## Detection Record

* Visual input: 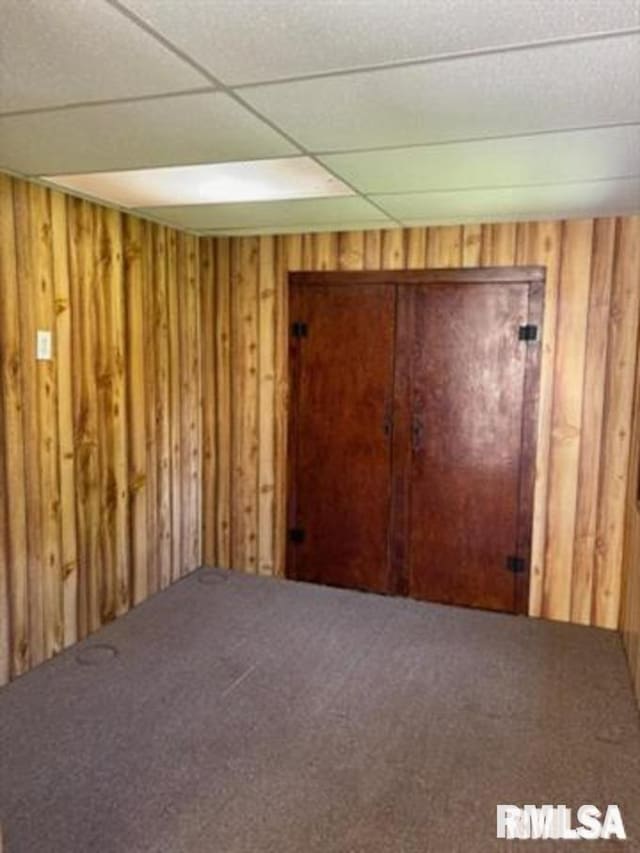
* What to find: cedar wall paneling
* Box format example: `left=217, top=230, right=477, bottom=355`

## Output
left=0, top=174, right=201, bottom=684
left=622, top=271, right=640, bottom=708
left=200, top=218, right=640, bottom=632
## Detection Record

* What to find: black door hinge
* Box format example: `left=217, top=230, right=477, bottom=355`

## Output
left=518, top=324, right=538, bottom=342
left=289, top=528, right=306, bottom=544
left=291, top=322, right=308, bottom=338
left=506, top=555, right=526, bottom=574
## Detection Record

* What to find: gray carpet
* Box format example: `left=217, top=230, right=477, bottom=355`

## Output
left=0, top=568, right=639, bottom=853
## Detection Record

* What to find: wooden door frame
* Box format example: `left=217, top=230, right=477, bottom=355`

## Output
left=284, top=266, right=545, bottom=615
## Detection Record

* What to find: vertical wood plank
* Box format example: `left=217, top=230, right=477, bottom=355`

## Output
left=364, top=230, right=382, bottom=269
left=426, top=225, right=463, bottom=267
left=153, top=226, right=172, bottom=590
left=167, top=230, right=182, bottom=582
left=200, top=239, right=217, bottom=566
left=258, top=236, right=276, bottom=575
left=621, top=326, right=640, bottom=704
left=182, top=233, right=201, bottom=573
left=273, top=236, right=291, bottom=577
left=314, top=232, right=338, bottom=270
left=481, top=222, right=517, bottom=266
left=0, top=174, right=29, bottom=676
left=544, top=219, right=594, bottom=621
left=123, top=215, right=148, bottom=606
left=406, top=228, right=427, bottom=269
left=381, top=228, right=406, bottom=269
left=514, top=220, right=563, bottom=617
left=215, top=238, right=232, bottom=567
left=594, top=216, right=640, bottom=628
left=13, top=180, right=45, bottom=664
left=142, top=221, right=159, bottom=596
left=51, top=190, right=78, bottom=649
left=98, top=208, right=129, bottom=618
left=462, top=224, right=482, bottom=267
left=68, top=198, right=100, bottom=636
left=571, top=218, right=616, bottom=623
left=30, top=184, right=63, bottom=656
left=231, top=237, right=259, bottom=571
left=338, top=231, right=365, bottom=271
left=301, top=234, right=314, bottom=271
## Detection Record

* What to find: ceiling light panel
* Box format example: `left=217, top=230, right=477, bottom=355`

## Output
left=120, top=0, right=640, bottom=85
left=44, top=158, right=355, bottom=208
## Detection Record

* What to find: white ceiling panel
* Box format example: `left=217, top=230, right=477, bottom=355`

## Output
left=0, top=0, right=208, bottom=113
left=120, top=0, right=640, bottom=85
left=242, top=34, right=640, bottom=152
left=373, top=177, right=640, bottom=224
left=0, top=92, right=296, bottom=175
left=319, top=125, right=640, bottom=193
left=137, top=197, right=390, bottom=230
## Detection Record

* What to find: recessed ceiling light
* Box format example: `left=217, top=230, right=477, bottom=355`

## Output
left=43, top=157, right=354, bottom=208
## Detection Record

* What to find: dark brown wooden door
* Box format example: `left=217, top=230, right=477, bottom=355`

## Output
left=400, top=283, right=532, bottom=613
left=287, top=283, right=396, bottom=593
left=287, top=269, right=543, bottom=614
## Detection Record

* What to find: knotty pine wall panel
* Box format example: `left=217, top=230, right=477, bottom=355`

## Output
left=0, top=174, right=201, bottom=684
left=200, top=217, right=640, bottom=632
left=621, top=233, right=640, bottom=708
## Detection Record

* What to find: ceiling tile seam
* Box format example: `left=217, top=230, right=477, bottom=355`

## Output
left=196, top=225, right=389, bottom=234
left=0, top=86, right=218, bottom=120
left=147, top=213, right=395, bottom=230
left=194, top=222, right=396, bottom=235
left=312, top=120, right=640, bottom=158
left=104, top=0, right=405, bottom=227
left=229, top=27, right=640, bottom=91
left=365, top=173, right=640, bottom=198
left=398, top=204, right=640, bottom=226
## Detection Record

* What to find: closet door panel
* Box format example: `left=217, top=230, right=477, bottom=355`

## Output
left=288, top=283, right=396, bottom=593
left=406, top=283, right=530, bottom=612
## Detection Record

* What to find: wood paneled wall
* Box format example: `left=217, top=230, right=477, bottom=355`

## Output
left=1, top=179, right=638, bottom=687
left=200, top=218, right=640, bottom=631
left=0, top=174, right=201, bottom=685
left=622, top=324, right=640, bottom=707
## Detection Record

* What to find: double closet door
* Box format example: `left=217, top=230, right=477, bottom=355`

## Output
left=287, top=269, right=544, bottom=615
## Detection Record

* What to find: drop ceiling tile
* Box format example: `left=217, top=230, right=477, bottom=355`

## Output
left=320, top=125, right=640, bottom=194
left=137, top=196, right=390, bottom=230
left=373, top=177, right=640, bottom=224
left=0, top=0, right=207, bottom=113
left=120, top=0, right=639, bottom=85
left=0, top=92, right=296, bottom=176
left=242, top=35, right=640, bottom=152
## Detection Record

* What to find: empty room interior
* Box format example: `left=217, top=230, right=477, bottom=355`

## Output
left=1, top=1, right=640, bottom=850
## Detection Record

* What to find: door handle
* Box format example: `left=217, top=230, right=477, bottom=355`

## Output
left=382, top=404, right=393, bottom=438
left=411, top=415, right=424, bottom=452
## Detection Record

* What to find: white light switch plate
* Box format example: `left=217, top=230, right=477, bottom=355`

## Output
left=36, top=329, right=52, bottom=360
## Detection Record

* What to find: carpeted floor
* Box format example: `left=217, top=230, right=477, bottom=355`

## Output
left=0, top=568, right=639, bottom=853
